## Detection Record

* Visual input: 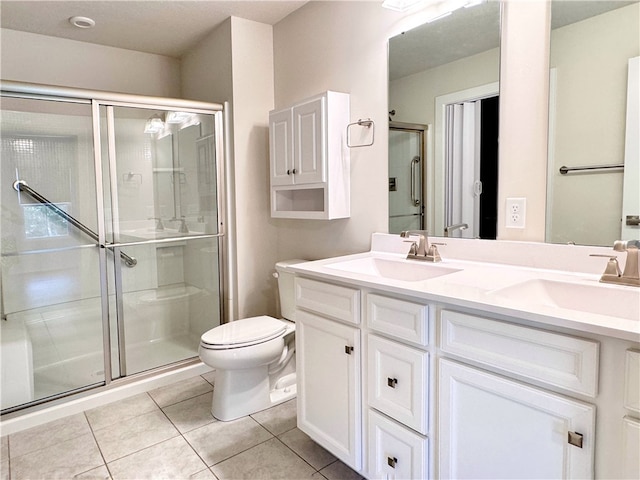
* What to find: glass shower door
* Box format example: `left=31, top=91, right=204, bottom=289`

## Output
left=101, top=104, right=222, bottom=377
left=1, top=97, right=105, bottom=411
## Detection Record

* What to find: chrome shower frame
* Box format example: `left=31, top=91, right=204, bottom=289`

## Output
left=0, top=80, right=229, bottom=411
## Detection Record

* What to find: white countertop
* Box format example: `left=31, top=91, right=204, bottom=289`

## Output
left=286, top=234, right=640, bottom=342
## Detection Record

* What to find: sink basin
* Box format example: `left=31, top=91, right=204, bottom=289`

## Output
left=489, top=279, right=640, bottom=321
left=326, top=256, right=461, bottom=282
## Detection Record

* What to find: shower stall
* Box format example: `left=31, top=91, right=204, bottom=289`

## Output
left=0, top=82, right=226, bottom=414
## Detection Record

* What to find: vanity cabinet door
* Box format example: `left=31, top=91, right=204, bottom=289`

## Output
left=439, top=359, right=595, bottom=480
left=296, top=310, right=362, bottom=470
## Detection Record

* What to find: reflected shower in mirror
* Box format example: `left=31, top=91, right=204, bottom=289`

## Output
left=546, top=1, right=639, bottom=246
left=388, top=0, right=501, bottom=239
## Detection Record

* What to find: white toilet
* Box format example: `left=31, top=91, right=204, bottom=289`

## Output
left=198, top=260, right=303, bottom=421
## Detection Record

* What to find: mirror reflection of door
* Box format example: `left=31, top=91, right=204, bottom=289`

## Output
left=444, top=96, right=499, bottom=239
left=389, top=123, right=426, bottom=234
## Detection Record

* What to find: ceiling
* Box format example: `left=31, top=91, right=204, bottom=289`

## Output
left=389, top=0, right=637, bottom=80
left=0, top=1, right=309, bottom=58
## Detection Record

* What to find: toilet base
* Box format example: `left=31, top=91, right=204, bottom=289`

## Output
left=211, top=367, right=296, bottom=421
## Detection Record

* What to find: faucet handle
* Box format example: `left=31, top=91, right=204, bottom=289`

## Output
left=426, top=243, right=443, bottom=262
left=589, top=254, right=622, bottom=277
left=403, top=240, right=418, bottom=256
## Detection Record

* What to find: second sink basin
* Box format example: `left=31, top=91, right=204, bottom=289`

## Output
left=326, top=256, right=461, bottom=282
left=489, top=278, right=640, bottom=321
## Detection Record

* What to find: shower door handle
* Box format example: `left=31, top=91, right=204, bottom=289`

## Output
left=410, top=156, right=420, bottom=206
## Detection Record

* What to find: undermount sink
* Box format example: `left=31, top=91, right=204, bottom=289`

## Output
left=489, top=278, right=640, bottom=321
left=326, top=256, right=461, bottom=282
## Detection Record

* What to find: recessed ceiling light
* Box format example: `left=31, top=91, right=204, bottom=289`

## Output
left=69, top=16, right=95, bottom=29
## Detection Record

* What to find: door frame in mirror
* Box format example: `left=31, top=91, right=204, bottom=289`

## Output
left=433, top=82, right=499, bottom=236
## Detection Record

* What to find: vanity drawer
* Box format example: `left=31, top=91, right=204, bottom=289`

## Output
left=368, top=334, right=428, bottom=434
left=367, top=293, right=429, bottom=346
left=625, top=349, right=640, bottom=413
left=440, top=310, right=599, bottom=397
left=368, top=409, right=428, bottom=480
left=295, top=277, right=360, bottom=325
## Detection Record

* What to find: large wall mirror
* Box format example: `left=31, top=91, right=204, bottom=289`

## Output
left=388, top=1, right=501, bottom=238
left=388, top=0, right=639, bottom=246
left=546, top=0, right=639, bottom=246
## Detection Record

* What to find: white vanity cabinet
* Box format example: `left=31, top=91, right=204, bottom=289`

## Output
left=438, top=310, right=598, bottom=480
left=269, top=91, right=350, bottom=219
left=292, top=261, right=637, bottom=480
left=294, top=277, right=362, bottom=470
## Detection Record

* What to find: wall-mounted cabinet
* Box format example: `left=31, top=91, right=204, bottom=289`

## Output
left=269, top=91, right=350, bottom=219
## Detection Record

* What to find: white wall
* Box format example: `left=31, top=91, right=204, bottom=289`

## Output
left=180, top=19, right=233, bottom=104
left=181, top=17, right=278, bottom=320
left=229, top=18, right=279, bottom=319
left=0, top=29, right=181, bottom=97
left=273, top=2, right=393, bottom=261
left=497, top=1, right=550, bottom=241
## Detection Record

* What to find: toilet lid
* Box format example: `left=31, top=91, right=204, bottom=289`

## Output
left=201, top=316, right=287, bottom=347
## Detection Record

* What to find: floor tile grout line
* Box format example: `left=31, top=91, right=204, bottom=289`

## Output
left=5, top=436, right=10, bottom=480
left=83, top=410, right=118, bottom=480
left=203, top=434, right=277, bottom=471
left=88, top=403, right=183, bottom=468
left=272, top=434, right=325, bottom=475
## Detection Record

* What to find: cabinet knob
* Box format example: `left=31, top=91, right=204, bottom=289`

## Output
left=387, top=456, right=398, bottom=468
left=286, top=169, right=298, bottom=175
left=345, top=345, right=354, bottom=355
left=387, top=377, right=398, bottom=388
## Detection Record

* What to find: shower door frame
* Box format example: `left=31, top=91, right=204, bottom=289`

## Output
left=1, top=80, right=228, bottom=409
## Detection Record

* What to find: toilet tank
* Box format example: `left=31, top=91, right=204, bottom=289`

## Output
left=275, top=259, right=306, bottom=321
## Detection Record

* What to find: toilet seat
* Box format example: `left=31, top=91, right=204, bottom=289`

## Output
left=200, top=316, right=288, bottom=350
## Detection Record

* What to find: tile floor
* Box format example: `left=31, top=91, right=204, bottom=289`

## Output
left=0, top=372, right=365, bottom=480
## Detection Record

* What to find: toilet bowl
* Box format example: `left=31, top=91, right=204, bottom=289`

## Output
left=199, top=260, right=303, bottom=421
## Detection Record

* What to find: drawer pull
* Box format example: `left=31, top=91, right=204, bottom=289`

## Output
left=387, top=456, right=398, bottom=468
left=345, top=345, right=354, bottom=355
left=387, top=377, right=398, bottom=388
left=568, top=431, right=584, bottom=448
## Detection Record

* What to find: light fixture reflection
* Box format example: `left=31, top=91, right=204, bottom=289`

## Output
left=166, top=111, right=201, bottom=129
left=144, top=115, right=165, bottom=134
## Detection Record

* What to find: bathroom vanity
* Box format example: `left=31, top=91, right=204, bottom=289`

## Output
left=291, top=234, right=640, bottom=479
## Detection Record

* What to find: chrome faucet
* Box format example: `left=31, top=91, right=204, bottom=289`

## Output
left=444, top=223, right=468, bottom=237
left=148, top=217, right=164, bottom=231
left=590, top=240, right=640, bottom=287
left=177, top=217, right=189, bottom=234
left=400, top=230, right=443, bottom=262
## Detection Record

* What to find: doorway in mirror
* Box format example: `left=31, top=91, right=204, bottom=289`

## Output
left=443, top=95, right=499, bottom=240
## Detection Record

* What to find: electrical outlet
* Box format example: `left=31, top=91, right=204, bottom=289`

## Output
left=506, top=198, right=526, bottom=228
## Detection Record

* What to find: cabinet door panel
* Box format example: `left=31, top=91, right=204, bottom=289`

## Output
left=296, top=310, right=361, bottom=470
left=439, top=359, right=595, bottom=480
left=294, top=97, right=326, bottom=184
left=270, top=108, right=294, bottom=186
